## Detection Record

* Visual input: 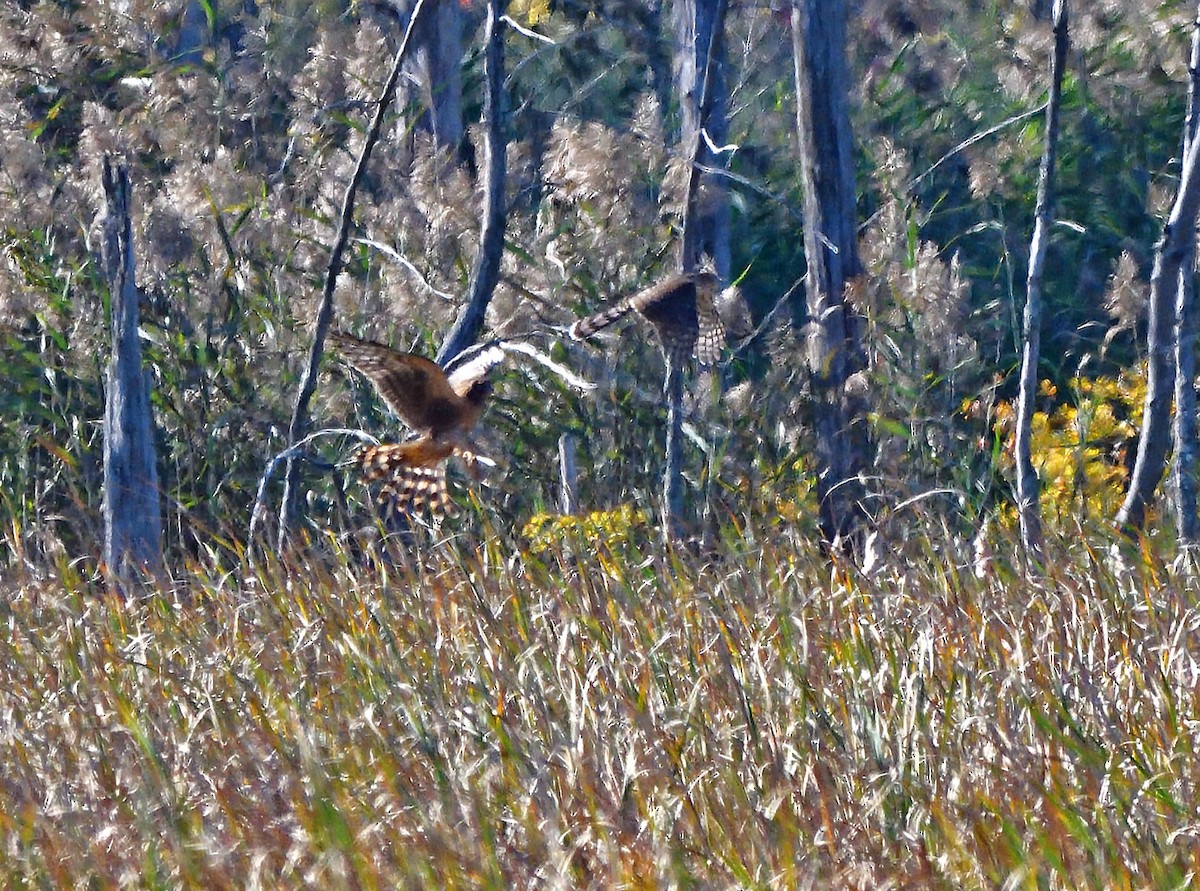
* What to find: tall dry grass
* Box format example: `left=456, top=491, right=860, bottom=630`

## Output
left=1, top=518, right=1197, bottom=888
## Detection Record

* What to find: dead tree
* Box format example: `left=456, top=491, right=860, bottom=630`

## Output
left=437, top=0, right=508, bottom=366
left=376, top=0, right=465, bottom=157
left=1014, top=0, right=1068, bottom=563
left=1172, top=2, right=1200, bottom=547
left=676, top=0, right=731, bottom=279
left=99, top=158, right=163, bottom=581
left=1118, top=52, right=1200, bottom=532
left=791, top=0, right=870, bottom=550
left=666, top=0, right=729, bottom=542
left=415, top=0, right=465, bottom=156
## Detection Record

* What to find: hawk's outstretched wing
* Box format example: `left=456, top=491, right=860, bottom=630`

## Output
left=445, top=343, right=507, bottom=399
left=570, top=272, right=725, bottom=366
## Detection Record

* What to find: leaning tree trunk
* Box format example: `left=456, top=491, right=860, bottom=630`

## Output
left=675, top=0, right=731, bottom=279
left=791, top=0, right=870, bottom=551
left=1014, top=0, right=1069, bottom=565
left=277, top=0, right=431, bottom=548
left=1117, top=80, right=1200, bottom=532
left=99, top=158, right=163, bottom=582
left=641, top=0, right=673, bottom=142
left=437, top=0, right=507, bottom=366
left=1172, top=3, right=1200, bottom=547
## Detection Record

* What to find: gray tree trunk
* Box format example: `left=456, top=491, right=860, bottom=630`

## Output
left=1117, top=71, right=1200, bottom=531
left=172, top=0, right=209, bottom=66
left=1014, top=0, right=1068, bottom=564
left=415, top=0, right=464, bottom=155
left=675, top=0, right=731, bottom=279
left=100, top=158, right=163, bottom=581
left=667, top=0, right=729, bottom=543
left=663, top=354, right=686, bottom=542
left=558, top=433, right=578, bottom=515
left=437, top=0, right=507, bottom=366
left=644, top=0, right=673, bottom=141
left=1172, top=3, right=1200, bottom=547
left=791, top=0, right=869, bottom=551
left=382, top=0, right=464, bottom=157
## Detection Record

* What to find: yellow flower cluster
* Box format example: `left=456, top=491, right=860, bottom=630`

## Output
left=521, top=504, right=649, bottom=555
left=508, top=0, right=552, bottom=25
left=991, top=372, right=1144, bottom=523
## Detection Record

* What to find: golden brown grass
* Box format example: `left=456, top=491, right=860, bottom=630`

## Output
left=1, top=520, right=1198, bottom=888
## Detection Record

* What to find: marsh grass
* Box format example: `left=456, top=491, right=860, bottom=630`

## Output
left=2, top=517, right=1198, bottom=888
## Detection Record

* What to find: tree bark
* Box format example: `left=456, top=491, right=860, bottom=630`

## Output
left=665, top=0, right=729, bottom=542
left=558, top=433, right=578, bottom=515
left=1172, top=3, right=1200, bottom=547
left=415, top=0, right=465, bottom=156
left=675, top=0, right=731, bottom=278
left=791, top=0, right=869, bottom=550
left=643, top=0, right=673, bottom=142
left=1014, top=0, right=1068, bottom=564
left=662, top=353, right=686, bottom=542
left=100, top=158, right=163, bottom=582
left=276, top=0, right=431, bottom=548
left=1117, top=73, right=1200, bottom=532
left=172, top=0, right=209, bottom=66
left=437, top=0, right=507, bottom=366
left=376, top=0, right=465, bottom=158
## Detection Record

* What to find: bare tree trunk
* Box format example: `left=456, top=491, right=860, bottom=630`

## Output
left=415, top=0, right=465, bottom=156
left=1014, top=0, right=1068, bottom=564
left=791, top=0, right=869, bottom=551
left=376, top=0, right=464, bottom=158
left=1117, top=82, right=1200, bottom=532
left=276, top=0, right=430, bottom=549
left=1173, top=3, right=1200, bottom=547
left=558, top=433, right=578, bottom=515
left=663, top=353, right=686, bottom=541
left=643, top=0, right=673, bottom=141
left=437, top=0, right=507, bottom=366
left=675, top=0, right=731, bottom=278
left=666, top=0, right=728, bottom=543
left=172, top=0, right=209, bottom=65
left=99, top=158, right=163, bottom=582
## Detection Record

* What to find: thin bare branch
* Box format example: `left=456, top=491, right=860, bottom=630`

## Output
left=1171, top=2, right=1200, bottom=546
left=274, top=0, right=431, bottom=550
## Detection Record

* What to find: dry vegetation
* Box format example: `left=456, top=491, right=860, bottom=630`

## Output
left=4, top=0, right=1200, bottom=885
left=3, top=522, right=1199, bottom=888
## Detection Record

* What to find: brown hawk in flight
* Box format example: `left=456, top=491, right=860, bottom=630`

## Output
left=569, top=271, right=725, bottom=367
left=330, top=331, right=504, bottom=517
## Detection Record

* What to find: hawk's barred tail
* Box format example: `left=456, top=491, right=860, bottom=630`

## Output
left=569, top=298, right=635, bottom=340
left=379, top=462, right=452, bottom=516
left=696, top=312, right=726, bottom=368
left=356, top=441, right=456, bottom=517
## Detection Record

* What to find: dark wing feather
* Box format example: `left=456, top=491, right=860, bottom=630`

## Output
left=330, top=331, right=464, bottom=434
left=570, top=272, right=725, bottom=366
